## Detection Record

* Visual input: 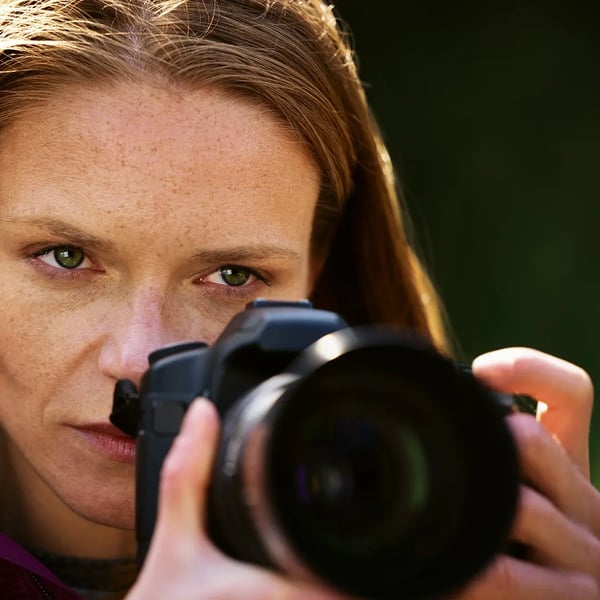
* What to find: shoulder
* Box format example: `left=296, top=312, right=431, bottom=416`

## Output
left=0, top=533, right=81, bottom=599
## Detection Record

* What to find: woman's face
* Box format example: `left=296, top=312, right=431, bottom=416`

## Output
left=0, top=82, right=321, bottom=530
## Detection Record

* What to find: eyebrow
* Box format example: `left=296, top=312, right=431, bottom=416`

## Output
left=1, top=215, right=114, bottom=251
left=2, top=215, right=302, bottom=262
left=191, top=245, right=301, bottom=263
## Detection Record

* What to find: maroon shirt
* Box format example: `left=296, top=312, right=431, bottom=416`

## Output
left=0, top=533, right=80, bottom=599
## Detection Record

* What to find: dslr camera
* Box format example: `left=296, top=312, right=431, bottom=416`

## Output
left=111, top=299, right=529, bottom=600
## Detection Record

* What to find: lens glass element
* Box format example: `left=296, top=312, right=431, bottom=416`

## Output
left=267, top=346, right=469, bottom=589
left=289, top=407, right=430, bottom=553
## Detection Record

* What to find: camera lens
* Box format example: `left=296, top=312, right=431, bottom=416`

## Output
left=262, top=336, right=518, bottom=600
left=209, top=330, right=519, bottom=600
left=286, top=404, right=432, bottom=552
left=292, top=417, right=428, bottom=520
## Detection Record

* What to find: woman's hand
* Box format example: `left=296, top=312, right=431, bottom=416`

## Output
left=452, top=347, right=600, bottom=600
left=126, top=398, right=355, bottom=600
left=126, top=347, right=599, bottom=599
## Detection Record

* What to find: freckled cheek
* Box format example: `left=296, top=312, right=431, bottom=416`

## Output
left=0, top=295, right=102, bottom=395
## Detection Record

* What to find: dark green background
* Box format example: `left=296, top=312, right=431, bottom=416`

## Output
left=335, top=1, right=600, bottom=481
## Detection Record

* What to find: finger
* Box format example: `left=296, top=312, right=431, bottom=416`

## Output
left=154, top=398, right=220, bottom=548
left=193, top=561, right=356, bottom=600
left=472, top=347, right=594, bottom=475
left=512, top=485, right=600, bottom=575
left=452, top=555, right=599, bottom=600
left=508, top=414, right=600, bottom=537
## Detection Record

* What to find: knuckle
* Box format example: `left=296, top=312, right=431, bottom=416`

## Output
left=514, top=485, right=539, bottom=525
left=486, top=556, right=519, bottom=593
left=160, top=438, right=190, bottom=488
left=511, top=348, right=594, bottom=406
left=574, top=573, right=600, bottom=600
left=159, top=457, right=182, bottom=491
left=572, top=366, right=595, bottom=405
left=510, top=349, right=538, bottom=374
left=577, top=524, right=600, bottom=566
left=512, top=485, right=554, bottom=540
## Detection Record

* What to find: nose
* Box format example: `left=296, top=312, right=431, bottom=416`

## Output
left=98, top=290, right=186, bottom=388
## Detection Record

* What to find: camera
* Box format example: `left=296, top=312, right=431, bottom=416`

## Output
left=111, top=299, right=528, bottom=600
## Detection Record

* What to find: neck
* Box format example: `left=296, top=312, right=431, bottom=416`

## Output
left=26, top=546, right=137, bottom=597
left=0, top=432, right=136, bottom=559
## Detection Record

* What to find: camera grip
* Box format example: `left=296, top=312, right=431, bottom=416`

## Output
left=136, top=395, right=192, bottom=566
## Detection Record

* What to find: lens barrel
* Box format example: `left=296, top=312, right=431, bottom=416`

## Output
left=209, top=328, right=520, bottom=600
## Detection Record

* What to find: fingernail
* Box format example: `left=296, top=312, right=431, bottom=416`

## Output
left=471, top=350, right=513, bottom=379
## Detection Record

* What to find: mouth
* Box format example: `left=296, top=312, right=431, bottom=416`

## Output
left=71, top=422, right=136, bottom=464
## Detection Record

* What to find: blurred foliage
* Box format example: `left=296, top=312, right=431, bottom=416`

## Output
left=335, top=0, right=600, bottom=482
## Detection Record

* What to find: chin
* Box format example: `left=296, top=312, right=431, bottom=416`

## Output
left=91, top=504, right=136, bottom=530
left=63, top=475, right=136, bottom=531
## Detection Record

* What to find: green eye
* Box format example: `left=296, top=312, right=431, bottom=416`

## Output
left=54, top=246, right=85, bottom=269
left=220, top=266, right=252, bottom=286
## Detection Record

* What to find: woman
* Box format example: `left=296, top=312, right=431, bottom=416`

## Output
left=0, top=1, right=597, bottom=598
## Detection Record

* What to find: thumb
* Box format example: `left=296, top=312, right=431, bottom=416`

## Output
left=152, top=397, right=220, bottom=552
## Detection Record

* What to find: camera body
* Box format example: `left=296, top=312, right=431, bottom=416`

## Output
left=111, top=299, right=525, bottom=600
left=120, top=299, right=347, bottom=563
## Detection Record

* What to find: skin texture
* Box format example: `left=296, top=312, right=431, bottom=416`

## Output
left=0, top=81, right=320, bottom=558
left=454, top=348, right=600, bottom=599
left=0, top=81, right=598, bottom=599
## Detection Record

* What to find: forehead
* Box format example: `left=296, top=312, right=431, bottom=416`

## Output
left=0, top=81, right=321, bottom=243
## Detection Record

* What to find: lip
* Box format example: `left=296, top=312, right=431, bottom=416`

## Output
left=71, top=422, right=136, bottom=464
